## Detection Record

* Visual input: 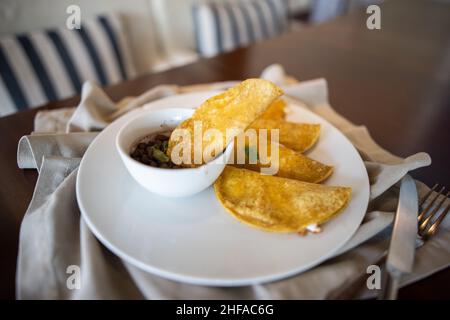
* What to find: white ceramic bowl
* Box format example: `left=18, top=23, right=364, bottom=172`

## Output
left=116, top=108, right=233, bottom=198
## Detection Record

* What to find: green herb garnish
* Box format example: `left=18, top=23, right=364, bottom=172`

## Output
left=152, top=148, right=170, bottom=163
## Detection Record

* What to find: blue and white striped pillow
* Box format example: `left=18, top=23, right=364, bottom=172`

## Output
left=0, top=13, right=136, bottom=117
left=193, top=0, right=288, bottom=57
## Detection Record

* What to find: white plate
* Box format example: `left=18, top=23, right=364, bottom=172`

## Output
left=77, top=91, right=369, bottom=286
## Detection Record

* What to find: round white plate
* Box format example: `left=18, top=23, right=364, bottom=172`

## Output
left=77, top=91, right=369, bottom=286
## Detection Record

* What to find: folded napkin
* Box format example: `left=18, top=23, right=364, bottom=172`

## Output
left=16, top=64, right=450, bottom=299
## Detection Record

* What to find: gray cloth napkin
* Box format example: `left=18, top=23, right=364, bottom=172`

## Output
left=16, top=64, right=450, bottom=299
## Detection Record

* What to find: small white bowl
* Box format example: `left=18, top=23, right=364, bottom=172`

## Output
left=116, top=108, right=233, bottom=198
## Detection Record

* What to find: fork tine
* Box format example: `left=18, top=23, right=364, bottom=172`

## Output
left=419, top=190, right=449, bottom=234
left=418, top=186, right=445, bottom=222
left=419, top=183, right=438, bottom=207
left=425, top=198, right=450, bottom=238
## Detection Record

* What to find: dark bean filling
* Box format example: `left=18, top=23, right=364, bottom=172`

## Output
left=130, top=132, right=182, bottom=169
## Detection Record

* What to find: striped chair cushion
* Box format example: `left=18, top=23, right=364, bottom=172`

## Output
left=193, top=0, right=288, bottom=57
left=310, top=0, right=349, bottom=23
left=0, top=13, right=136, bottom=117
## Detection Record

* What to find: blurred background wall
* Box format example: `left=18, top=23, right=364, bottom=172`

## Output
left=0, top=0, right=383, bottom=74
left=0, top=0, right=383, bottom=116
left=0, top=0, right=380, bottom=116
left=0, top=0, right=312, bottom=75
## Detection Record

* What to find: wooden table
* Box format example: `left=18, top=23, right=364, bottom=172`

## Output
left=1, top=0, right=449, bottom=299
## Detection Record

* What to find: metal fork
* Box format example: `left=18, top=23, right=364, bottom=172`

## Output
left=417, top=184, right=450, bottom=241
left=327, top=183, right=450, bottom=299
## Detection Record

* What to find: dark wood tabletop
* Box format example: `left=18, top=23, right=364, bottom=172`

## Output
left=1, top=0, right=449, bottom=299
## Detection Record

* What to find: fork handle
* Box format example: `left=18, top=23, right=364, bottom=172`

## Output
left=326, top=251, right=387, bottom=299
